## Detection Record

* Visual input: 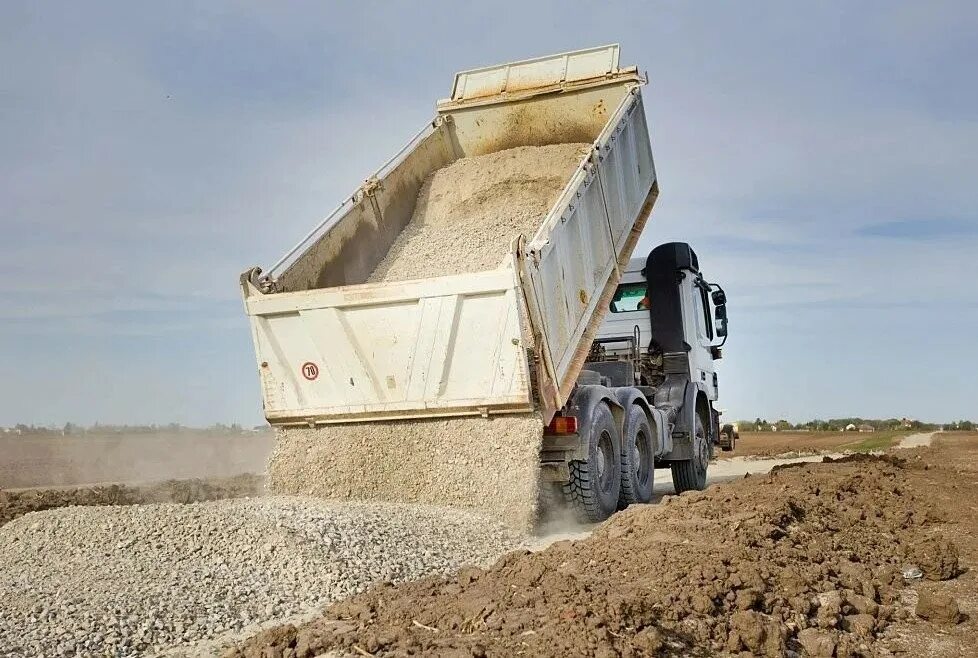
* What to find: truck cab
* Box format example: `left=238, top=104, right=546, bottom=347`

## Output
left=542, top=242, right=730, bottom=522
left=599, top=242, right=726, bottom=401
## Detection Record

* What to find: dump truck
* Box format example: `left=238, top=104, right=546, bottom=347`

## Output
left=719, top=422, right=739, bottom=451
left=240, top=45, right=730, bottom=526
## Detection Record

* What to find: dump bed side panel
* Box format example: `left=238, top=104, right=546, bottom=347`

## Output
left=274, top=123, right=456, bottom=293
left=519, top=90, right=656, bottom=416
left=243, top=269, right=533, bottom=424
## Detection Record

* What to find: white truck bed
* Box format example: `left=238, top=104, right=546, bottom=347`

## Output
left=241, top=45, right=657, bottom=426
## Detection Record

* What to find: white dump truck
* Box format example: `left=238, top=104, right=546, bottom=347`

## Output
left=240, top=45, right=730, bottom=524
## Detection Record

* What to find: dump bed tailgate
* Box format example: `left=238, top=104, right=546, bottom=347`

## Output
left=242, top=269, right=533, bottom=424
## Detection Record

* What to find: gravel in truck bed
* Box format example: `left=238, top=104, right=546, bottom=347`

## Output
left=367, top=142, right=589, bottom=283
left=0, top=497, right=525, bottom=657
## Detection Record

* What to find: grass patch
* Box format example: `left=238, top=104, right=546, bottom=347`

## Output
left=840, top=430, right=908, bottom=453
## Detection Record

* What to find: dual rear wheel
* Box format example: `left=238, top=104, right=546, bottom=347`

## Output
left=561, top=402, right=656, bottom=523
left=563, top=402, right=711, bottom=522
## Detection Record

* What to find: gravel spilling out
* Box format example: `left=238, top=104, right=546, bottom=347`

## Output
left=268, top=146, right=586, bottom=534
left=368, top=142, right=589, bottom=283
left=0, top=497, right=526, bottom=657
left=268, top=415, right=544, bottom=532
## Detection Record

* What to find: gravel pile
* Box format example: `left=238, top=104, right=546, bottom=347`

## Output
left=0, top=496, right=526, bottom=657
left=368, top=142, right=589, bottom=283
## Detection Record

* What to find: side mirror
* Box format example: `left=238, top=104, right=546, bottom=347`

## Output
left=711, top=289, right=727, bottom=306
left=715, top=303, right=728, bottom=337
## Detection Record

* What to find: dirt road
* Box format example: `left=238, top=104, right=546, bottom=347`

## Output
left=896, top=431, right=937, bottom=449
left=0, top=431, right=273, bottom=488
left=681, top=431, right=937, bottom=490
left=727, top=429, right=913, bottom=458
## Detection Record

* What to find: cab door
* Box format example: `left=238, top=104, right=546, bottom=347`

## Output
left=686, top=277, right=718, bottom=401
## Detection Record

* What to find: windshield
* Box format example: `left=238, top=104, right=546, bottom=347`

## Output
left=610, top=282, right=647, bottom=313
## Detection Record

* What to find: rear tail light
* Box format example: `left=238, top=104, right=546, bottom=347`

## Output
left=546, top=415, right=579, bottom=434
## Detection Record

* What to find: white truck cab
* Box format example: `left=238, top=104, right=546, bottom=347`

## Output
left=541, top=242, right=730, bottom=521
left=597, top=243, right=726, bottom=405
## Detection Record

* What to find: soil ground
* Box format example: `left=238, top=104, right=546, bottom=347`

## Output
left=228, top=433, right=978, bottom=658
left=0, top=431, right=273, bottom=488
left=0, top=430, right=272, bottom=528
left=0, top=474, right=264, bottom=527
left=728, top=430, right=912, bottom=459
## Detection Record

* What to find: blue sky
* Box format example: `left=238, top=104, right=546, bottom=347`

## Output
left=2, top=2, right=976, bottom=426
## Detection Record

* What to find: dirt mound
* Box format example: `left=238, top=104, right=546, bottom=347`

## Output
left=908, top=535, right=960, bottom=581
left=0, top=474, right=263, bottom=527
left=227, top=454, right=960, bottom=657
left=367, top=143, right=589, bottom=283
left=915, top=588, right=962, bottom=625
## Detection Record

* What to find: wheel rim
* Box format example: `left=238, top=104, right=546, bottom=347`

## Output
left=634, top=429, right=652, bottom=487
left=597, top=430, right=616, bottom=494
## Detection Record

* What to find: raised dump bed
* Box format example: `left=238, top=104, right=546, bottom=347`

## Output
left=242, top=45, right=656, bottom=426
left=240, top=45, right=658, bottom=527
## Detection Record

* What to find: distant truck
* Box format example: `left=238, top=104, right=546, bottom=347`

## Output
left=719, top=422, right=739, bottom=451
left=240, top=45, right=730, bottom=523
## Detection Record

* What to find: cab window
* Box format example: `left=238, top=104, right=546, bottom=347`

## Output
left=610, top=283, right=647, bottom=313
left=692, top=283, right=714, bottom=340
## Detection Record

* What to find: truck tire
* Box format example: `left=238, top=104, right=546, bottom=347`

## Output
left=672, top=411, right=709, bottom=493
left=562, top=401, right=622, bottom=522
left=619, top=405, right=654, bottom=506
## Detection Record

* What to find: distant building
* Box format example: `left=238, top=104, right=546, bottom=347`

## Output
left=845, top=423, right=858, bottom=432
left=858, top=424, right=875, bottom=433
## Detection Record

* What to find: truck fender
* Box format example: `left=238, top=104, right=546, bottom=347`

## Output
left=649, top=407, right=672, bottom=457
left=692, top=384, right=715, bottom=444
left=695, top=387, right=717, bottom=458
left=671, top=380, right=698, bottom=436
left=611, top=388, right=663, bottom=456
left=565, top=384, right=624, bottom=462
left=657, top=379, right=697, bottom=462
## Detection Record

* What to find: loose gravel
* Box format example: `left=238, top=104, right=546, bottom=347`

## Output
left=268, top=415, right=544, bottom=532
left=0, top=497, right=526, bottom=657
left=368, top=143, right=589, bottom=283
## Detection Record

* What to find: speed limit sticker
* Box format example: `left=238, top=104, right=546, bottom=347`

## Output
left=301, top=362, right=319, bottom=381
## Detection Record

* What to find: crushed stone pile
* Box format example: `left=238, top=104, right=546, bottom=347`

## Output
left=268, top=415, right=544, bottom=532
left=0, top=474, right=263, bottom=527
left=228, top=454, right=963, bottom=658
left=367, top=143, right=589, bottom=283
left=0, top=497, right=525, bottom=657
